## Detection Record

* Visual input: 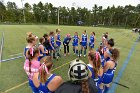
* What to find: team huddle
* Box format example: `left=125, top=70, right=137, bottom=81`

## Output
left=23, top=29, right=120, bottom=93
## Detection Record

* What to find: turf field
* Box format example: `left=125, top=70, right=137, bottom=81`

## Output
left=0, top=25, right=140, bottom=93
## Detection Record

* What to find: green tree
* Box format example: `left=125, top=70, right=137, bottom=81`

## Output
left=0, top=1, right=6, bottom=22
left=24, top=3, right=33, bottom=22
left=6, top=2, right=22, bottom=22
left=92, top=4, right=98, bottom=25
left=135, top=4, right=140, bottom=27
left=33, top=1, right=44, bottom=23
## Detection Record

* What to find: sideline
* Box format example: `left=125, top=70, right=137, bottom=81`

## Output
left=1, top=56, right=24, bottom=62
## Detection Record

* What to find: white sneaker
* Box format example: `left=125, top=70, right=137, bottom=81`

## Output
left=84, top=55, right=86, bottom=57
left=80, top=54, right=82, bottom=57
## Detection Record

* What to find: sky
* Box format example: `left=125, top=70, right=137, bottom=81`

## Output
left=3, top=0, right=140, bottom=10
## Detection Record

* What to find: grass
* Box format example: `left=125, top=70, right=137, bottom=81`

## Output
left=116, top=41, right=140, bottom=93
left=0, top=25, right=139, bottom=93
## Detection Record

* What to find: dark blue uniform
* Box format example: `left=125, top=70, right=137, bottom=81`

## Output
left=49, top=36, right=55, bottom=50
left=63, top=37, right=71, bottom=45
left=81, top=34, right=87, bottom=47
left=29, top=79, right=40, bottom=93
left=63, top=37, right=71, bottom=54
left=89, top=35, right=95, bottom=48
left=102, top=61, right=117, bottom=84
left=38, top=44, right=47, bottom=61
left=87, top=64, right=101, bottom=88
left=72, top=35, right=79, bottom=46
left=39, top=74, right=56, bottom=93
left=56, top=34, right=61, bottom=47
left=80, top=34, right=88, bottom=56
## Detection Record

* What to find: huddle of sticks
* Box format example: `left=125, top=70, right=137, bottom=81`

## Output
left=23, top=29, right=120, bottom=93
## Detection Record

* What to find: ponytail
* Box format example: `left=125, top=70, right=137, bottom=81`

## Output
left=81, top=80, right=89, bottom=93
left=28, top=58, right=32, bottom=73
left=93, top=52, right=101, bottom=78
left=40, top=62, right=53, bottom=84
left=88, top=51, right=101, bottom=78
left=27, top=47, right=39, bottom=73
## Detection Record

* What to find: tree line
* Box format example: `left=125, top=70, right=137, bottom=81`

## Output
left=0, top=1, right=140, bottom=27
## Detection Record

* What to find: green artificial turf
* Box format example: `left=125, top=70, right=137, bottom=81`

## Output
left=0, top=25, right=139, bottom=93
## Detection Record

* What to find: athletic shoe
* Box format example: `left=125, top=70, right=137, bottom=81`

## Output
left=64, top=54, right=66, bottom=56
left=84, top=55, right=86, bottom=57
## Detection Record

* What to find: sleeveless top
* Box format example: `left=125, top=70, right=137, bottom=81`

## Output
left=104, top=60, right=117, bottom=74
left=102, top=60, right=117, bottom=84
left=50, top=36, right=55, bottom=46
left=39, top=44, right=47, bottom=56
left=39, top=74, right=56, bottom=93
left=89, top=35, right=94, bottom=44
left=56, top=34, right=61, bottom=46
left=81, top=34, right=87, bottom=43
left=73, top=35, right=79, bottom=44
left=24, top=47, right=29, bottom=58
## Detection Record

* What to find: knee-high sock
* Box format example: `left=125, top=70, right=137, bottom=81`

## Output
left=73, top=48, right=75, bottom=53
left=84, top=48, right=86, bottom=55
left=104, top=86, right=109, bottom=93
left=80, top=49, right=82, bottom=54
left=76, top=49, right=78, bottom=55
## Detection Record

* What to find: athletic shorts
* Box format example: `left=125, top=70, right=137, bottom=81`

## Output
left=89, top=43, right=94, bottom=48
left=102, top=73, right=114, bottom=84
left=81, top=42, right=87, bottom=47
left=73, top=43, right=78, bottom=46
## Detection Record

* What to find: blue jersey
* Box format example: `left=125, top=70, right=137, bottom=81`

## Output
left=29, top=79, right=40, bottom=93
left=89, top=35, right=95, bottom=48
left=89, top=35, right=94, bottom=43
left=82, top=34, right=87, bottom=42
left=81, top=34, right=87, bottom=46
left=87, top=64, right=101, bottom=88
left=24, top=47, right=29, bottom=57
left=50, top=36, right=55, bottom=47
left=63, top=37, right=71, bottom=45
left=38, top=44, right=47, bottom=61
left=73, top=35, right=79, bottom=46
left=102, top=61, right=117, bottom=84
left=101, top=56, right=106, bottom=67
left=56, top=34, right=61, bottom=47
left=87, top=64, right=96, bottom=79
left=48, top=36, right=55, bottom=50
left=39, top=74, right=56, bottom=93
